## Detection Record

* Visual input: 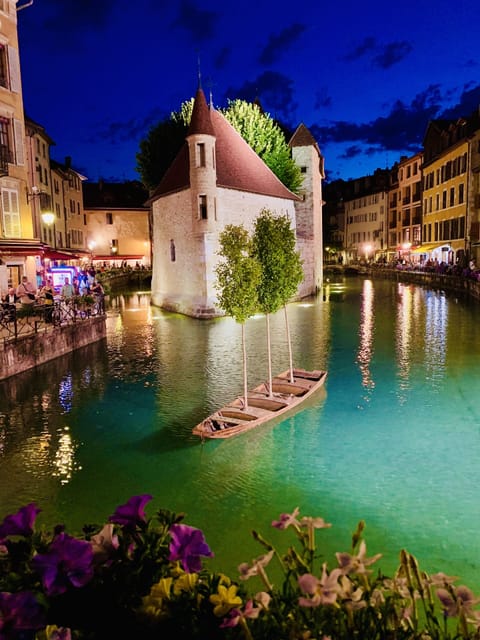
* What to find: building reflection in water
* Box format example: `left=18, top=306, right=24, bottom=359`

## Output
left=357, top=279, right=375, bottom=395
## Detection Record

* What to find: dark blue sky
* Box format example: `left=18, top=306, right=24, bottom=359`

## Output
left=17, top=0, right=480, bottom=184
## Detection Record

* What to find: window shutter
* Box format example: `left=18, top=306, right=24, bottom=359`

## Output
left=8, top=45, right=20, bottom=93
left=13, top=118, right=24, bottom=165
left=2, top=187, right=20, bottom=237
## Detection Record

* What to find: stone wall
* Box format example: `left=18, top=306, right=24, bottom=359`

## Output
left=0, top=316, right=106, bottom=381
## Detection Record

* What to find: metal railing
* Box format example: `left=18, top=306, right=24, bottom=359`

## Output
left=0, top=296, right=105, bottom=346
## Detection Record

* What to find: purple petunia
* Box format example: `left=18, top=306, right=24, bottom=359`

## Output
left=168, top=524, right=214, bottom=573
left=108, top=494, right=153, bottom=529
left=0, top=503, right=41, bottom=540
left=0, top=590, right=46, bottom=637
left=32, top=532, right=94, bottom=596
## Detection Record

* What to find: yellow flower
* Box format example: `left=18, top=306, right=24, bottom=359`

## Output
left=140, top=577, right=173, bottom=620
left=174, top=572, right=199, bottom=594
left=209, top=584, right=242, bottom=617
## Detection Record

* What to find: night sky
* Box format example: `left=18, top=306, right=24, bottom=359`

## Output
left=17, top=0, right=480, bottom=184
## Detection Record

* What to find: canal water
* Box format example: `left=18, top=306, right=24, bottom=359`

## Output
left=1, top=277, right=480, bottom=590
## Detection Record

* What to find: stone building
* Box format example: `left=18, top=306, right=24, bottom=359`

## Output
left=149, top=86, right=324, bottom=318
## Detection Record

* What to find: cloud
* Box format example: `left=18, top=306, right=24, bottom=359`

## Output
left=173, top=0, right=220, bottom=42
left=310, top=84, right=447, bottom=153
left=224, top=71, right=298, bottom=124
left=258, top=24, right=307, bottom=66
left=311, top=81, right=480, bottom=173
left=35, top=0, right=117, bottom=33
left=343, top=36, right=412, bottom=69
left=214, top=46, right=231, bottom=70
left=87, top=106, right=169, bottom=146
left=314, top=87, right=333, bottom=110
left=372, top=41, right=413, bottom=69
left=343, top=37, right=377, bottom=61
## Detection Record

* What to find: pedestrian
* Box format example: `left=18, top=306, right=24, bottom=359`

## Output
left=61, top=277, right=75, bottom=299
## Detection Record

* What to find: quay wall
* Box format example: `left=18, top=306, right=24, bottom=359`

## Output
left=325, top=265, right=480, bottom=302
left=0, top=317, right=106, bottom=381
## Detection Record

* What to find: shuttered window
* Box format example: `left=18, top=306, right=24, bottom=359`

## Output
left=13, top=118, right=24, bottom=165
left=7, top=45, right=20, bottom=93
left=2, top=187, right=20, bottom=237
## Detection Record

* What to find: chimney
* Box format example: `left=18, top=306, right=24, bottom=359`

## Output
left=65, top=156, right=71, bottom=169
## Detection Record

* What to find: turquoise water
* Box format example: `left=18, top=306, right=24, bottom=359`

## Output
left=1, top=277, right=480, bottom=591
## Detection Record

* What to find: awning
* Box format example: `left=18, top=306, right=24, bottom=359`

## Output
left=43, top=249, right=80, bottom=261
left=410, top=243, right=451, bottom=254
left=91, top=254, right=145, bottom=261
left=0, top=240, right=44, bottom=256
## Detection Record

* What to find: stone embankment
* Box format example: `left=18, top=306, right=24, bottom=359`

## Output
left=324, top=264, right=480, bottom=302
left=0, top=310, right=106, bottom=381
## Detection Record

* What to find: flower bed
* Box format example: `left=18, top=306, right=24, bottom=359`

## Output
left=0, top=496, right=478, bottom=639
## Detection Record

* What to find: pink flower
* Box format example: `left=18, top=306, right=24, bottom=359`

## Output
left=272, top=507, right=300, bottom=529
left=336, top=540, right=382, bottom=575
left=298, top=563, right=342, bottom=607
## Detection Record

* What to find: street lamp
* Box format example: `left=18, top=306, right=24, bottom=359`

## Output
left=41, top=211, right=56, bottom=249
left=364, top=243, right=372, bottom=263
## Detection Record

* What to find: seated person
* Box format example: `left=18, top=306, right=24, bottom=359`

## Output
left=1, top=288, right=18, bottom=320
left=16, top=276, right=37, bottom=305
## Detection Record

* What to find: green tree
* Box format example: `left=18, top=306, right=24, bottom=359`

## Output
left=135, top=100, right=193, bottom=192
left=222, top=99, right=303, bottom=193
left=136, top=118, right=186, bottom=193
left=136, top=98, right=303, bottom=193
left=252, top=209, right=304, bottom=392
left=214, top=225, right=262, bottom=409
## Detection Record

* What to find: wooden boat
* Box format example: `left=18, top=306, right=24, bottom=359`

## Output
left=192, top=368, right=327, bottom=439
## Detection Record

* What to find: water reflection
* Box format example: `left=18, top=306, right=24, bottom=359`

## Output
left=1, top=283, right=480, bottom=590
left=357, top=279, right=375, bottom=395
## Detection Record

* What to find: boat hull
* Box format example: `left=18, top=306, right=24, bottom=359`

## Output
left=192, top=368, right=327, bottom=439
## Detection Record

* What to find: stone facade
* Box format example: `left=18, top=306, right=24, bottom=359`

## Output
left=150, top=87, right=324, bottom=318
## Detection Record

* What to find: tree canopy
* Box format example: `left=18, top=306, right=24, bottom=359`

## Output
left=252, top=209, right=304, bottom=315
left=214, top=224, right=261, bottom=324
left=136, top=99, right=303, bottom=193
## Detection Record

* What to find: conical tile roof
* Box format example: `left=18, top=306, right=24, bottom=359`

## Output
left=149, top=88, right=299, bottom=202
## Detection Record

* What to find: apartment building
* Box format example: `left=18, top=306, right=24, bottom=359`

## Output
left=421, top=116, right=476, bottom=265
left=344, top=169, right=389, bottom=263
left=388, top=152, right=423, bottom=262
left=468, top=126, right=480, bottom=265
left=83, top=180, right=150, bottom=267
left=50, top=157, right=87, bottom=255
left=0, top=0, right=37, bottom=292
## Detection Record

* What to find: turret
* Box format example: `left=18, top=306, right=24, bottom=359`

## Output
left=186, top=87, right=217, bottom=231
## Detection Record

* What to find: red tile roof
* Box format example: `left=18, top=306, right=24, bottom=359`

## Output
left=150, top=88, right=299, bottom=202
left=289, top=123, right=322, bottom=156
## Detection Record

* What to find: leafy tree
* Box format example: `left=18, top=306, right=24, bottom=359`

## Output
left=136, top=99, right=303, bottom=193
left=135, top=100, right=193, bottom=192
left=222, top=99, right=303, bottom=193
left=136, top=118, right=187, bottom=193
left=252, top=209, right=304, bottom=392
left=214, top=225, right=262, bottom=409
